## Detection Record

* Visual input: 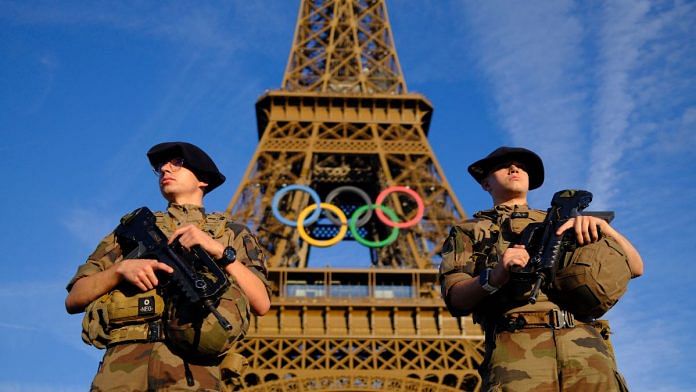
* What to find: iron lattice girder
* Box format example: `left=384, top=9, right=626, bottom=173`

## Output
left=235, top=337, right=484, bottom=391
left=254, top=92, right=434, bottom=139
left=242, top=375, right=469, bottom=392
left=283, top=0, right=406, bottom=94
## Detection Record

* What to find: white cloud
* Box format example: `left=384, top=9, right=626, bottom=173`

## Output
left=459, top=2, right=696, bottom=390
left=0, top=1, right=238, bottom=53
left=659, top=106, right=696, bottom=153
left=461, top=0, right=589, bottom=201
left=0, top=1, right=292, bottom=205
left=0, top=322, right=39, bottom=331
left=60, top=207, right=116, bottom=246
left=0, top=0, right=294, bottom=58
left=0, top=280, right=102, bottom=352
left=0, top=383, right=84, bottom=392
left=587, top=0, right=654, bottom=209
left=588, top=0, right=695, bottom=209
left=610, top=291, right=696, bottom=390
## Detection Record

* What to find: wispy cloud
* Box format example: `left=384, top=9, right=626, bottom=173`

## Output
left=459, top=2, right=696, bottom=390
left=0, top=322, right=39, bottom=331
left=587, top=0, right=655, bottom=209
left=610, top=289, right=696, bottom=390
left=0, top=281, right=64, bottom=297
left=60, top=207, right=117, bottom=246
left=1, top=1, right=239, bottom=54
left=0, top=281, right=102, bottom=358
left=461, top=0, right=588, bottom=202
left=0, top=0, right=294, bottom=58
left=656, top=107, right=696, bottom=154
left=0, top=383, right=84, bottom=392
left=588, top=0, right=695, bottom=210
left=0, top=1, right=294, bottom=207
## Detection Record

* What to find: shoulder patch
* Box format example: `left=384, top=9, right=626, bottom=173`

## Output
left=457, top=218, right=495, bottom=232
left=473, top=209, right=497, bottom=221
left=225, top=221, right=250, bottom=237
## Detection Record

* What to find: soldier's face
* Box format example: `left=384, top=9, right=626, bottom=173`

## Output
left=158, top=162, right=208, bottom=201
left=483, top=161, right=529, bottom=198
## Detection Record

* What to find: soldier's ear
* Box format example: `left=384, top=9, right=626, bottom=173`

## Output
left=481, top=178, right=491, bottom=192
left=198, top=181, right=209, bottom=190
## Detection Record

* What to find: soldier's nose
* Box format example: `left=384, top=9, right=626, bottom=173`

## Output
left=161, top=163, right=174, bottom=174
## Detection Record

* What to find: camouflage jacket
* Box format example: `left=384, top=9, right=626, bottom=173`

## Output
left=439, top=204, right=561, bottom=322
left=67, top=202, right=271, bottom=321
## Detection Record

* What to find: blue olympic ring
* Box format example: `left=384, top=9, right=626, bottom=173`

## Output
left=271, top=185, right=323, bottom=227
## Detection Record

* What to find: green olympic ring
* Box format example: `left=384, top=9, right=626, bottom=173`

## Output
left=272, top=184, right=423, bottom=248
left=349, top=205, right=400, bottom=248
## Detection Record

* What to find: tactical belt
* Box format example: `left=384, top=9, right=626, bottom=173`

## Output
left=495, top=309, right=579, bottom=332
left=107, top=320, right=165, bottom=347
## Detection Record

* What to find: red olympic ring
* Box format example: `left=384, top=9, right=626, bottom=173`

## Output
left=375, top=186, right=424, bottom=228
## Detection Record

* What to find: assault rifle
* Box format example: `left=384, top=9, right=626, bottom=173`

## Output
left=510, top=190, right=614, bottom=304
left=114, top=207, right=232, bottom=330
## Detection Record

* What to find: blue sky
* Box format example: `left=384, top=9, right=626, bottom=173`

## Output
left=1, top=0, right=694, bottom=390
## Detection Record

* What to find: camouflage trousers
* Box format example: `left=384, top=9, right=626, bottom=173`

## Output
left=481, top=323, right=629, bottom=392
left=91, top=342, right=226, bottom=392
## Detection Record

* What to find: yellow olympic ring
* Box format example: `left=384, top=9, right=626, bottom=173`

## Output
left=297, top=202, right=348, bottom=247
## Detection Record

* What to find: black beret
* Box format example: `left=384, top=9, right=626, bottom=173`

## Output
left=467, top=146, right=544, bottom=190
left=147, top=142, right=226, bottom=194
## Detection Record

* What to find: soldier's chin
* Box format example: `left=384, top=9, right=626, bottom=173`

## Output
left=160, top=185, right=178, bottom=201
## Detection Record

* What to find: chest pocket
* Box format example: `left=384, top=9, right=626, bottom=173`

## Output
left=508, top=215, right=528, bottom=235
left=202, top=213, right=228, bottom=240
left=471, top=222, right=501, bottom=273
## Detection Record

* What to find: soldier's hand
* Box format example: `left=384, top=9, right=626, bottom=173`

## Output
left=556, top=216, right=611, bottom=245
left=169, top=224, right=225, bottom=259
left=491, top=245, right=529, bottom=286
left=115, top=259, right=174, bottom=292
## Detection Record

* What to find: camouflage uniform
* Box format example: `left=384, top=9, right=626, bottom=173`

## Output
left=439, top=204, right=628, bottom=392
left=67, top=203, right=271, bottom=391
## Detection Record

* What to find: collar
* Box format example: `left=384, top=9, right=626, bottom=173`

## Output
left=475, top=204, right=531, bottom=222
left=494, top=204, right=530, bottom=214
left=167, top=203, right=206, bottom=223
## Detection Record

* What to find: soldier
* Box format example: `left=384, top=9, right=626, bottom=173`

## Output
left=439, top=147, right=643, bottom=391
left=65, top=142, right=271, bottom=391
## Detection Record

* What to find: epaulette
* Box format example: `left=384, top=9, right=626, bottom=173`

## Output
left=449, top=216, right=497, bottom=243
left=473, top=209, right=498, bottom=222
left=225, top=221, right=254, bottom=239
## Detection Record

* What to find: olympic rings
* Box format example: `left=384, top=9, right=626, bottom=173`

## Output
left=375, top=186, right=425, bottom=228
left=272, top=185, right=322, bottom=227
left=349, top=205, right=399, bottom=248
left=271, top=184, right=424, bottom=248
left=325, top=185, right=373, bottom=227
left=297, top=203, right=348, bottom=247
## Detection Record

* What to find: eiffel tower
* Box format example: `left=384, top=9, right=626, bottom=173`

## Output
left=227, top=1, right=484, bottom=390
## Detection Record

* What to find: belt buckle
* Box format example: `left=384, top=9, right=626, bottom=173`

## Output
left=550, top=309, right=574, bottom=329
left=566, top=311, right=575, bottom=328
left=550, top=309, right=565, bottom=329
